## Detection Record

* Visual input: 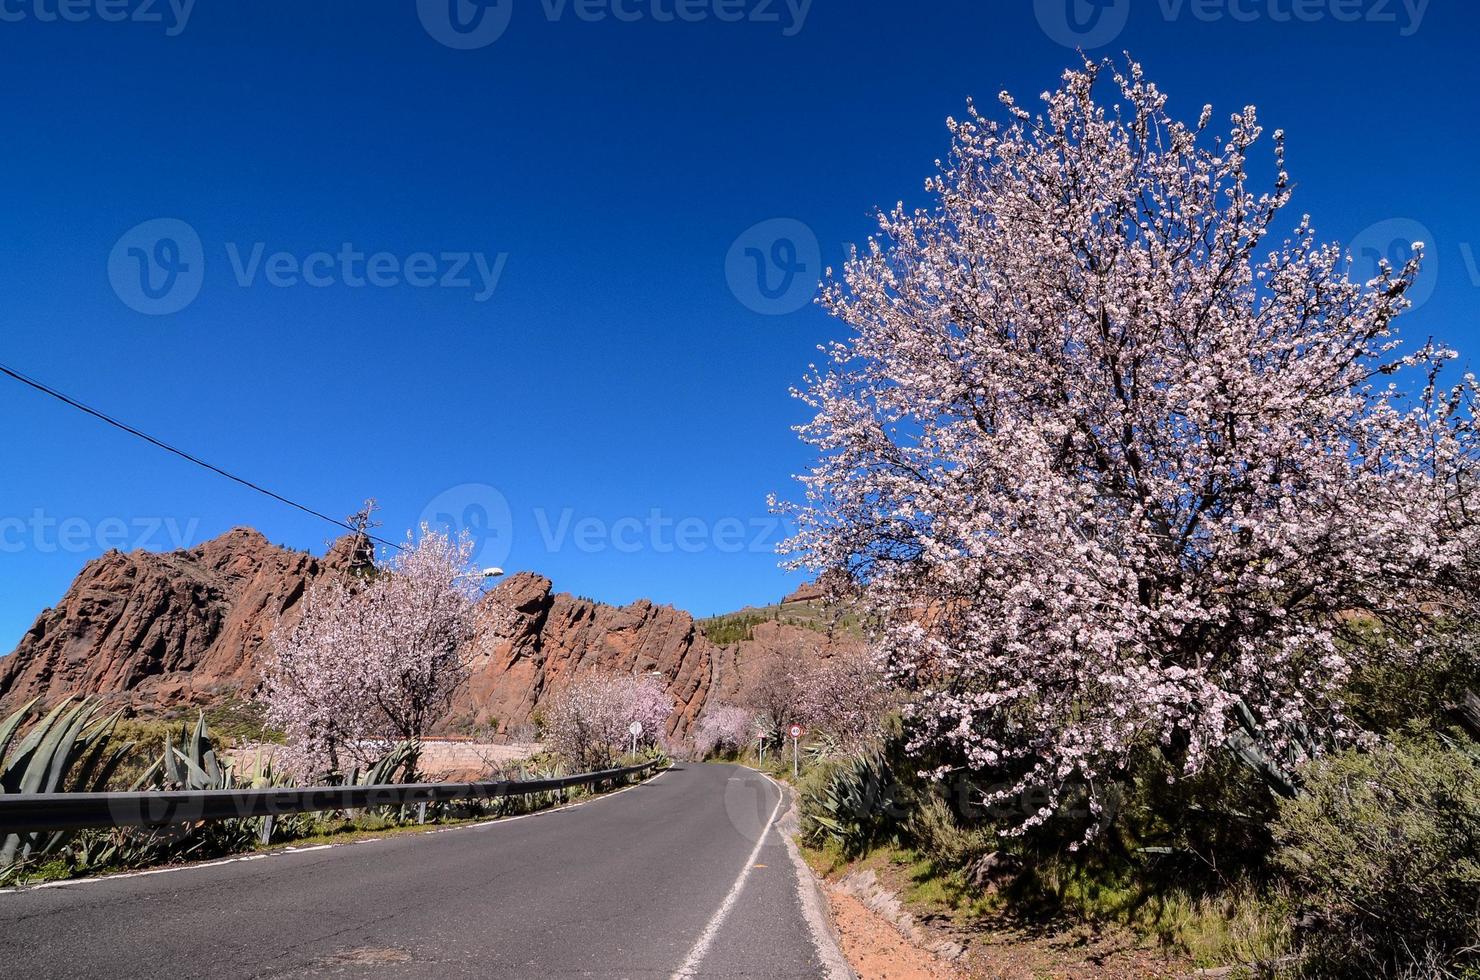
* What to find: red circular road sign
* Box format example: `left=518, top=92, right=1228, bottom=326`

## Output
left=788, top=724, right=803, bottom=739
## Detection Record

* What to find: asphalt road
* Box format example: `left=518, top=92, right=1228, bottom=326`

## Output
left=0, top=763, right=850, bottom=979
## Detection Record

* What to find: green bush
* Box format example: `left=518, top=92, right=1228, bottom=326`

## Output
left=908, top=795, right=996, bottom=871
left=1272, top=737, right=1480, bottom=977
left=800, top=751, right=902, bottom=857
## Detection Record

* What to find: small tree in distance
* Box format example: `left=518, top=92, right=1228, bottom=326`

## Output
left=780, top=57, right=1480, bottom=838
left=541, top=671, right=677, bottom=770
left=694, top=703, right=755, bottom=757
left=794, top=653, right=894, bottom=756
left=260, top=526, right=505, bottom=775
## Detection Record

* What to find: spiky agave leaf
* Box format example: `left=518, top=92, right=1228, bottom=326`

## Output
left=0, top=697, right=41, bottom=765
left=0, top=698, right=126, bottom=870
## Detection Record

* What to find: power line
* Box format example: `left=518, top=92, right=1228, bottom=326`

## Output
left=0, top=360, right=402, bottom=552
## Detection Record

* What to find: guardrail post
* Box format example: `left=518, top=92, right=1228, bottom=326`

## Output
left=259, top=814, right=274, bottom=846
left=417, top=801, right=428, bottom=824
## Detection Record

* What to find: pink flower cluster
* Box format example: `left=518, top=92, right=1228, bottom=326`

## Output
left=693, top=703, right=755, bottom=756
left=779, top=58, right=1480, bottom=836
left=792, top=652, right=894, bottom=756
left=260, top=528, right=509, bottom=775
left=541, top=671, right=676, bottom=770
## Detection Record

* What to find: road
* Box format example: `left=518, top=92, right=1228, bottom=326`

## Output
left=0, top=763, right=851, bottom=979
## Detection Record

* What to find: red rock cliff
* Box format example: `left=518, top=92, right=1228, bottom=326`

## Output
left=0, top=531, right=862, bottom=738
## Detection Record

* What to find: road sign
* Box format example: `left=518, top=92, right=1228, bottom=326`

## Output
left=788, top=724, right=803, bottom=777
left=629, top=722, right=643, bottom=737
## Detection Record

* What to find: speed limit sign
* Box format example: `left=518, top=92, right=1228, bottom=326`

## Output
left=788, top=724, right=803, bottom=776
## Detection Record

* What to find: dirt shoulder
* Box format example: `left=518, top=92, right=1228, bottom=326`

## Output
left=808, top=847, right=1194, bottom=980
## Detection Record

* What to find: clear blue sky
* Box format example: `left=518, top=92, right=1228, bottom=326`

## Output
left=2, top=1, right=1478, bottom=648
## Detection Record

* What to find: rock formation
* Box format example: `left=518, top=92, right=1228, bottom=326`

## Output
left=0, top=528, right=371, bottom=712
left=0, top=529, right=862, bottom=740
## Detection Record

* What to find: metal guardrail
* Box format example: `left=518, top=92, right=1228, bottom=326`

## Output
left=0, top=760, right=660, bottom=836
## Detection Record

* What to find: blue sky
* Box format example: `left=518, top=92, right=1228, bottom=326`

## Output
left=2, top=1, right=1478, bottom=647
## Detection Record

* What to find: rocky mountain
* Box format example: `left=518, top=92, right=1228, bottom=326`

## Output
left=0, top=529, right=861, bottom=740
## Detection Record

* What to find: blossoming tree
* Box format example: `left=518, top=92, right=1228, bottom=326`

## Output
left=780, top=58, right=1480, bottom=834
left=794, top=653, right=894, bottom=756
left=694, top=703, right=755, bottom=757
left=261, top=527, right=504, bottom=774
left=541, top=671, right=676, bottom=770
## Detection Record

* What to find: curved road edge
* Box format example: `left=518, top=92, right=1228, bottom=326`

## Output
left=749, top=766, right=858, bottom=980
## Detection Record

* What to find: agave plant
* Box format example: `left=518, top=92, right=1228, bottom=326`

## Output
left=1225, top=697, right=1314, bottom=800
left=803, top=751, right=900, bottom=857
left=0, top=698, right=134, bottom=873
left=351, top=740, right=420, bottom=787
left=135, top=711, right=237, bottom=791
left=105, top=713, right=280, bottom=865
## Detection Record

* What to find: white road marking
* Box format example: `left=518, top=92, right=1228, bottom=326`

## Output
left=748, top=767, right=856, bottom=980
left=0, top=767, right=668, bottom=896
left=670, top=774, right=784, bottom=979
left=0, top=853, right=270, bottom=893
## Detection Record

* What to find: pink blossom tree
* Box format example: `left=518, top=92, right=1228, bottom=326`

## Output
left=694, top=703, right=755, bottom=757
left=260, top=527, right=505, bottom=775
left=541, top=671, right=676, bottom=770
left=633, top=674, right=676, bottom=742
left=779, top=58, right=1480, bottom=836
left=794, top=653, right=894, bottom=756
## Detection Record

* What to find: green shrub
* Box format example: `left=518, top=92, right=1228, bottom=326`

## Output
left=1341, top=621, right=1480, bottom=737
left=908, top=795, right=996, bottom=871
left=1272, top=737, right=1480, bottom=977
left=800, top=751, right=901, bottom=857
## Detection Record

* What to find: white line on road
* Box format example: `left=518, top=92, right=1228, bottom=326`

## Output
left=669, top=775, right=784, bottom=980
left=749, top=768, right=856, bottom=980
